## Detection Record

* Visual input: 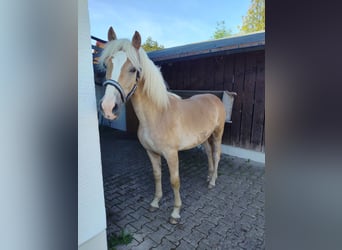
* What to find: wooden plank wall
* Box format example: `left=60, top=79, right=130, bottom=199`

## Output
left=155, top=50, right=265, bottom=152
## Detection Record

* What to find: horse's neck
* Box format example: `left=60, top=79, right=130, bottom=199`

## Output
left=130, top=81, right=164, bottom=125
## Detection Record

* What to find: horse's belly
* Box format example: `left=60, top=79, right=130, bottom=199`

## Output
left=178, top=129, right=212, bottom=150
left=138, top=122, right=214, bottom=153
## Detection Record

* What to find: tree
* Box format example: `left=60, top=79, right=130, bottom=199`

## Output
left=212, top=21, right=232, bottom=39
left=142, top=37, right=164, bottom=52
left=239, top=0, right=265, bottom=33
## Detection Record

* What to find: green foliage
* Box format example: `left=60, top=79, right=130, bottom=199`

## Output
left=239, top=0, right=265, bottom=33
left=108, top=230, right=133, bottom=250
left=142, top=36, right=165, bottom=52
left=212, top=21, right=232, bottom=39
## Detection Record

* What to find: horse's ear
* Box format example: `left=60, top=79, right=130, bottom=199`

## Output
left=132, top=31, right=141, bottom=50
left=108, top=26, right=117, bottom=41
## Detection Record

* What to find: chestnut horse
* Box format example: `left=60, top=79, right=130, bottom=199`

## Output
left=99, top=27, right=226, bottom=224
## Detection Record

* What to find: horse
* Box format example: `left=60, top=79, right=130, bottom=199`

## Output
left=99, top=27, right=226, bottom=224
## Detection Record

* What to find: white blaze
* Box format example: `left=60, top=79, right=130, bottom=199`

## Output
left=101, top=51, right=127, bottom=119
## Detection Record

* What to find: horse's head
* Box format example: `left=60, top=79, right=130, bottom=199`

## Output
left=99, top=27, right=142, bottom=120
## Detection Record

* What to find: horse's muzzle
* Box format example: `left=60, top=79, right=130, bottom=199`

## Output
left=99, top=100, right=121, bottom=120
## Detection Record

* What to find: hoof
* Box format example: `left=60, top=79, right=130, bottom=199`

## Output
left=169, top=216, right=180, bottom=225
left=208, top=184, right=215, bottom=189
left=149, top=206, right=159, bottom=212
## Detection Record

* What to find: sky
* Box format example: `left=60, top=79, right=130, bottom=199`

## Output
left=88, top=0, right=251, bottom=48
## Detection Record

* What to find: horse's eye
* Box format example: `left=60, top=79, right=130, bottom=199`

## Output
left=129, top=67, right=136, bottom=73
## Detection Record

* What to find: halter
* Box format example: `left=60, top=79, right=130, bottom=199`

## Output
left=102, top=70, right=140, bottom=103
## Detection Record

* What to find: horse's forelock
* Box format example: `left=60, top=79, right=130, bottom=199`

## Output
left=99, top=39, right=133, bottom=68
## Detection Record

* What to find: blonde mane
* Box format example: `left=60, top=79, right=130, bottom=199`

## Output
left=99, top=39, right=169, bottom=109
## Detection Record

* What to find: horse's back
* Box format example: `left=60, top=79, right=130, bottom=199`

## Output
left=186, top=93, right=226, bottom=122
left=189, top=93, right=224, bottom=106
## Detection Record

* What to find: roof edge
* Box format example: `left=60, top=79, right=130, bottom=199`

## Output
left=148, top=31, right=265, bottom=63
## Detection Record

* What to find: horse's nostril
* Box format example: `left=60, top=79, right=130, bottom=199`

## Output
left=99, top=100, right=104, bottom=112
left=112, top=104, right=118, bottom=113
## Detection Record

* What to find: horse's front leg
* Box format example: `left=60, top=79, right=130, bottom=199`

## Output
left=164, top=150, right=182, bottom=224
left=146, top=150, right=163, bottom=212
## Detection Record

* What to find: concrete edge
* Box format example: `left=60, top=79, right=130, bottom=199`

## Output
left=78, top=229, right=107, bottom=250
left=221, top=144, right=265, bottom=164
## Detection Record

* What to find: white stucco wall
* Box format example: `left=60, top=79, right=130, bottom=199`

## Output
left=78, top=0, right=107, bottom=248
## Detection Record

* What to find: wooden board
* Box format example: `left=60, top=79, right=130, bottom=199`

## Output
left=250, top=51, right=265, bottom=151
left=214, top=56, right=225, bottom=90
left=223, top=55, right=235, bottom=92
left=230, top=53, right=245, bottom=148
left=239, top=52, right=257, bottom=149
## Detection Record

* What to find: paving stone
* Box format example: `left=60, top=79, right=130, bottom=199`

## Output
left=115, top=239, right=139, bottom=250
left=198, top=205, right=216, bottom=215
left=160, top=220, right=177, bottom=232
left=115, top=215, right=136, bottom=229
left=177, top=209, right=194, bottom=221
left=174, top=221, right=194, bottom=235
left=209, top=231, right=227, bottom=244
left=107, top=223, right=122, bottom=235
left=144, top=217, right=163, bottom=232
left=145, top=227, right=170, bottom=245
left=143, top=209, right=162, bottom=221
left=231, top=205, right=246, bottom=217
left=190, top=210, right=209, bottom=224
left=152, top=238, right=178, bottom=250
left=165, top=227, right=189, bottom=243
left=129, top=206, right=149, bottom=220
left=177, top=239, right=196, bottom=250
left=245, top=226, right=264, bottom=239
left=199, top=231, right=226, bottom=249
left=212, top=221, right=230, bottom=237
left=184, top=217, right=202, bottom=229
left=131, top=237, right=159, bottom=250
left=217, top=239, right=236, bottom=250
left=137, top=224, right=155, bottom=239
left=257, top=238, right=265, bottom=249
left=195, top=220, right=216, bottom=235
left=196, top=239, right=212, bottom=250
left=129, top=215, right=151, bottom=230
left=118, top=207, right=136, bottom=220
left=132, top=233, right=145, bottom=243
left=249, top=199, right=264, bottom=210
left=115, top=244, right=129, bottom=250
left=124, top=223, right=138, bottom=234
left=206, top=213, right=224, bottom=226
left=253, top=215, right=265, bottom=229
left=184, top=228, right=206, bottom=247
left=238, top=237, right=264, bottom=250
left=224, top=234, right=244, bottom=248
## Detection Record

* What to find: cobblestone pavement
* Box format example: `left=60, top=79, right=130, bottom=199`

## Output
left=100, top=127, right=265, bottom=249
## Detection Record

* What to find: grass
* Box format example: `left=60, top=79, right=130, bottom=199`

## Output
left=108, top=230, right=133, bottom=250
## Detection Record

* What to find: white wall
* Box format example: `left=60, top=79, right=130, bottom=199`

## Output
left=78, top=0, right=107, bottom=248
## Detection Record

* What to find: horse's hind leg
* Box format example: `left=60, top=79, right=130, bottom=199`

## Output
left=203, top=139, right=214, bottom=182
left=164, top=150, right=182, bottom=224
left=146, top=150, right=163, bottom=212
left=208, top=126, right=224, bottom=189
